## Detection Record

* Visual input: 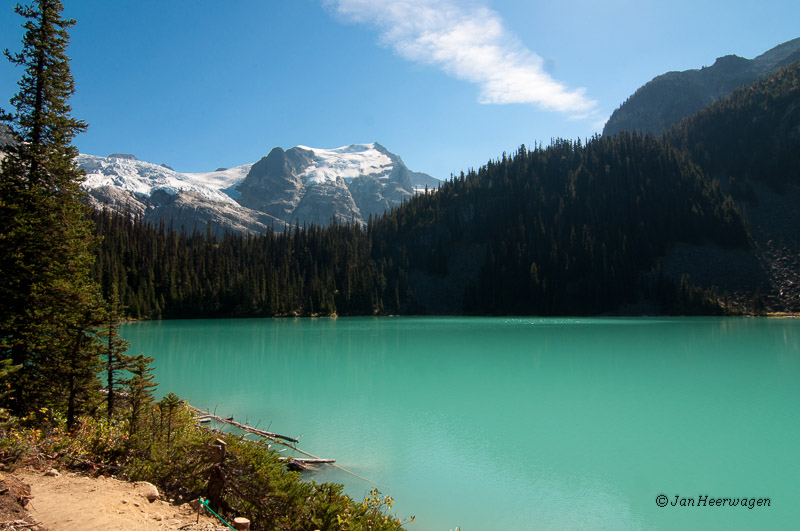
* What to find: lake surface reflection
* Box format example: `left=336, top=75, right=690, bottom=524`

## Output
left=122, top=317, right=800, bottom=530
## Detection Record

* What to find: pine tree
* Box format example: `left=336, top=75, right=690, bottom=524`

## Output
left=98, top=285, right=131, bottom=419
left=123, top=354, right=157, bottom=438
left=0, top=0, right=101, bottom=422
left=158, top=392, right=182, bottom=450
left=56, top=300, right=104, bottom=430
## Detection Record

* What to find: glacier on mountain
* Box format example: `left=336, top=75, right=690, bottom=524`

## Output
left=79, top=153, right=244, bottom=205
left=295, top=143, right=394, bottom=184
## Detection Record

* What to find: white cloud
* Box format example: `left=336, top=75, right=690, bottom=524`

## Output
left=325, top=0, right=596, bottom=114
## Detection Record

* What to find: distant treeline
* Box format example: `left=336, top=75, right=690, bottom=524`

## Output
left=91, top=211, right=408, bottom=318
left=92, top=63, right=800, bottom=318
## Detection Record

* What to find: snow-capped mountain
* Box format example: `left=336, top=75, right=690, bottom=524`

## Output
left=79, top=153, right=246, bottom=205
left=79, top=143, right=438, bottom=235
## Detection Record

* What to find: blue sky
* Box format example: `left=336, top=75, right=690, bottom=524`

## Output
left=1, top=0, right=798, bottom=180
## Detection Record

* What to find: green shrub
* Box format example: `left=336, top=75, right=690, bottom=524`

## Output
left=56, top=400, right=410, bottom=531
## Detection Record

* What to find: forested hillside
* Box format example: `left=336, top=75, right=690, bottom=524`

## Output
left=94, top=132, right=747, bottom=317
left=373, top=134, right=746, bottom=315
left=658, top=61, right=800, bottom=312
left=664, top=61, right=800, bottom=193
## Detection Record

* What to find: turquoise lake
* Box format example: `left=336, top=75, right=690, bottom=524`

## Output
left=121, top=317, right=800, bottom=530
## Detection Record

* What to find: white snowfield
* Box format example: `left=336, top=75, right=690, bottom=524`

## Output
left=78, top=154, right=245, bottom=205
left=295, top=143, right=394, bottom=184
left=184, top=164, right=254, bottom=192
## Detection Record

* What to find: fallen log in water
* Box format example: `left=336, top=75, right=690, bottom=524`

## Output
left=279, top=457, right=337, bottom=471
left=188, top=405, right=299, bottom=443
left=188, top=403, right=386, bottom=488
left=278, top=458, right=336, bottom=464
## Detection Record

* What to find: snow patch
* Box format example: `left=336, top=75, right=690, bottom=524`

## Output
left=184, top=164, right=253, bottom=190
left=295, top=143, right=393, bottom=184
left=78, top=154, right=239, bottom=205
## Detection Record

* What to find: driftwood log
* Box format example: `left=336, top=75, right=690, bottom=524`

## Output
left=277, top=458, right=336, bottom=464
left=188, top=406, right=299, bottom=443
left=279, top=457, right=337, bottom=471
left=186, top=404, right=393, bottom=486
left=189, top=405, right=331, bottom=462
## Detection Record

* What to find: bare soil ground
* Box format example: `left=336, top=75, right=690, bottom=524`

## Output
left=0, top=471, right=40, bottom=530
left=2, top=469, right=228, bottom=531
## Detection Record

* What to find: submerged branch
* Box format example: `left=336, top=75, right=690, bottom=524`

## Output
left=188, top=403, right=390, bottom=489
left=188, top=405, right=299, bottom=443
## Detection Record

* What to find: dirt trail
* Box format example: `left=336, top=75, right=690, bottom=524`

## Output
left=12, top=470, right=225, bottom=531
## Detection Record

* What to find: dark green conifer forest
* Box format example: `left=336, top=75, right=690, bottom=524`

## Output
left=90, top=211, right=406, bottom=318
left=664, top=61, right=800, bottom=194
left=377, top=133, right=747, bottom=315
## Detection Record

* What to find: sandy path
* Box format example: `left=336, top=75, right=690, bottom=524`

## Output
left=17, top=470, right=225, bottom=531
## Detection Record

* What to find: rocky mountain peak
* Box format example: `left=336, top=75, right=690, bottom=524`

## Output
left=80, top=143, right=438, bottom=235
left=603, top=37, right=800, bottom=137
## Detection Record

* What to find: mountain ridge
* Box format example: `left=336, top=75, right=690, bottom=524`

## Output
left=603, top=37, right=800, bottom=136
left=80, top=142, right=439, bottom=234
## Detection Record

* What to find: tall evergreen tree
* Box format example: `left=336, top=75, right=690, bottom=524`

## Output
left=123, top=354, right=157, bottom=438
left=0, top=0, right=101, bottom=423
left=99, top=285, right=131, bottom=419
